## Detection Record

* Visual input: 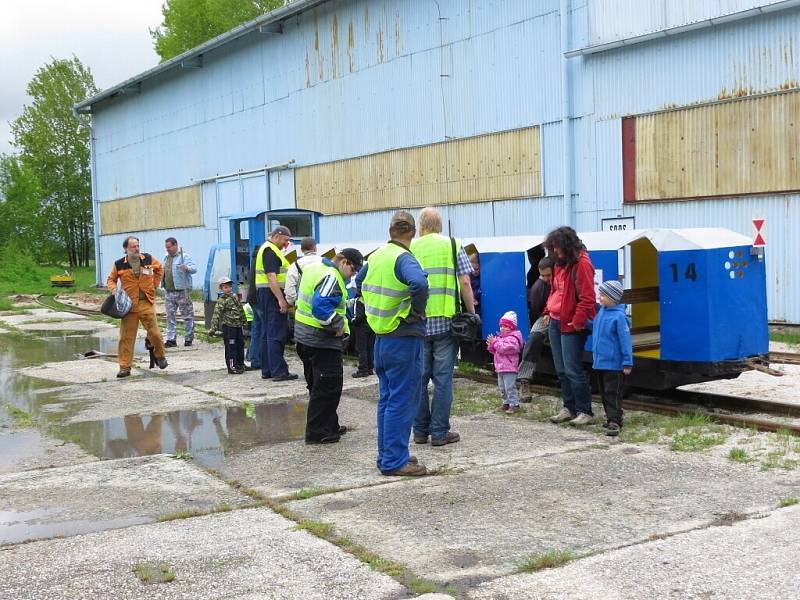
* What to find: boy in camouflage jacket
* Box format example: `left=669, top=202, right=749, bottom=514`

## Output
left=209, top=277, right=246, bottom=374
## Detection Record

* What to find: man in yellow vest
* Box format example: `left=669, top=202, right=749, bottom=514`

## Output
left=411, top=207, right=476, bottom=446
left=255, top=225, right=298, bottom=381
left=357, top=211, right=429, bottom=476
left=294, top=248, right=364, bottom=444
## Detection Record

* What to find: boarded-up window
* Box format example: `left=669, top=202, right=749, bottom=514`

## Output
left=295, top=127, right=541, bottom=215
left=623, top=91, right=800, bottom=202
left=99, top=185, right=203, bottom=234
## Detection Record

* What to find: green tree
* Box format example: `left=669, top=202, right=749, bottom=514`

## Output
left=0, top=155, right=51, bottom=257
left=10, top=56, right=97, bottom=267
left=151, top=0, right=285, bottom=61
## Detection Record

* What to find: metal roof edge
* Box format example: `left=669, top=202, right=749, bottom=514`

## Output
left=74, top=0, right=332, bottom=112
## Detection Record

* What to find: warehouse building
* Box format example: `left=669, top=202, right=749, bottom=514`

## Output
left=76, top=0, right=800, bottom=322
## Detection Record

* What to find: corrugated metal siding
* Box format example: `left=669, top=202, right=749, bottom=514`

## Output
left=630, top=194, right=800, bottom=322
left=588, top=0, right=788, bottom=46
left=593, top=118, right=623, bottom=209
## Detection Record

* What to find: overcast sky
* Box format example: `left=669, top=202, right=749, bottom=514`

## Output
left=0, top=1, right=164, bottom=155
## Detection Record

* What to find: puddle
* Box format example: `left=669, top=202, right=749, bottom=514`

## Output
left=0, top=507, right=151, bottom=545
left=55, top=401, right=308, bottom=470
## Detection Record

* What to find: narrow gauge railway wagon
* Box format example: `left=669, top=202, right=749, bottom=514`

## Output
left=460, top=228, right=768, bottom=390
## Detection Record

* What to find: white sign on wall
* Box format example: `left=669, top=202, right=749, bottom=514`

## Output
left=601, top=216, right=635, bottom=232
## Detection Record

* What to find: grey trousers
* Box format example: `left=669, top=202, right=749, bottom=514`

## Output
left=165, top=289, right=195, bottom=341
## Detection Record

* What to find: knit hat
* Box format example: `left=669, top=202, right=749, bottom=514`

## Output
left=499, top=310, right=518, bottom=330
left=598, top=280, right=624, bottom=304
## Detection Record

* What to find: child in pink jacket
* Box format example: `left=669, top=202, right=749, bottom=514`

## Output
left=487, top=311, right=525, bottom=414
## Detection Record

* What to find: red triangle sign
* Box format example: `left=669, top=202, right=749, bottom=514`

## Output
left=753, top=219, right=765, bottom=231
left=754, top=233, right=766, bottom=246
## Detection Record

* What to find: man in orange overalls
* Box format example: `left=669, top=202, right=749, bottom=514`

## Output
left=107, top=236, right=168, bottom=378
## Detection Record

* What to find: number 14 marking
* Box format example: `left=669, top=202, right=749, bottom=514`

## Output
left=669, top=263, right=697, bottom=283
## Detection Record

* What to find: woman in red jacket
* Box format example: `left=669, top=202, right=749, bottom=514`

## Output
left=542, top=227, right=597, bottom=425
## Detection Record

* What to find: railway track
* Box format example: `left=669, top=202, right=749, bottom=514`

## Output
left=769, top=351, right=800, bottom=366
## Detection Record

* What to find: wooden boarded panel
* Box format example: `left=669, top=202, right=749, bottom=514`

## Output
left=633, top=91, right=800, bottom=201
left=295, top=127, right=541, bottom=214
left=99, top=186, right=203, bottom=234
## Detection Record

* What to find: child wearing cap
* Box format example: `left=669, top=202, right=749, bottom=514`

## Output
left=590, top=280, right=633, bottom=436
left=209, top=277, right=247, bottom=374
left=487, top=311, right=525, bottom=414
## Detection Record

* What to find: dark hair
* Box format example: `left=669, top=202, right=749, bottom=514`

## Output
left=538, top=256, right=555, bottom=271
left=165, top=237, right=178, bottom=246
left=544, top=226, right=585, bottom=264
left=300, top=237, right=317, bottom=252
left=123, top=236, right=139, bottom=249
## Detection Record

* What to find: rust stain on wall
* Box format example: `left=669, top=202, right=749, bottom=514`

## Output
left=331, top=15, right=340, bottom=79
left=305, top=51, right=311, bottom=87
left=394, top=10, right=402, bottom=56
left=377, top=26, right=384, bottom=63
left=348, top=21, right=355, bottom=73
left=364, top=6, right=370, bottom=38
left=314, top=12, right=324, bottom=81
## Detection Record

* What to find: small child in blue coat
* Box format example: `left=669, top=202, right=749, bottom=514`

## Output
left=590, top=280, right=633, bottom=437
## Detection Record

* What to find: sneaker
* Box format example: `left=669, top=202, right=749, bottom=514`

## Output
left=352, top=370, right=373, bottom=378
left=116, top=369, right=131, bottom=378
left=383, top=462, right=427, bottom=477
left=549, top=408, right=574, bottom=423
left=413, top=435, right=429, bottom=444
left=606, top=422, right=621, bottom=437
left=273, top=373, right=299, bottom=382
left=569, top=413, right=594, bottom=426
left=184, top=340, right=193, bottom=347
left=244, top=364, right=260, bottom=371
left=164, top=340, right=177, bottom=348
left=505, top=405, right=520, bottom=414
left=156, top=357, right=168, bottom=370
left=431, top=432, right=460, bottom=447
left=501, top=403, right=510, bottom=411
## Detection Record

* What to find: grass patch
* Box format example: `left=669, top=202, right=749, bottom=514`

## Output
left=523, top=396, right=562, bottom=422
left=779, top=496, right=799, bottom=507
left=291, top=487, right=345, bottom=500
left=171, top=449, right=192, bottom=460
left=670, top=431, right=726, bottom=452
left=132, top=562, right=176, bottom=584
left=5, top=404, right=34, bottom=428
left=0, top=260, right=97, bottom=298
left=451, top=381, right=501, bottom=415
left=728, top=447, right=753, bottom=463
left=407, top=579, right=438, bottom=595
left=770, top=330, right=800, bottom=346
left=0, top=297, right=12, bottom=311
left=292, top=519, right=334, bottom=537
left=517, top=549, right=576, bottom=573
left=157, top=504, right=233, bottom=522
left=427, top=464, right=466, bottom=476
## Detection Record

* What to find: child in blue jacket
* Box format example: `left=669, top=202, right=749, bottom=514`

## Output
left=590, top=280, right=633, bottom=436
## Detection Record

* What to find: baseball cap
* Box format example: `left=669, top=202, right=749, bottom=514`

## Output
left=270, top=225, right=291, bottom=237
left=339, top=247, right=364, bottom=271
left=389, top=210, right=415, bottom=232
left=218, top=276, right=233, bottom=286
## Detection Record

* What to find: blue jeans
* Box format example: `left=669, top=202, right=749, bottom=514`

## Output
left=258, top=288, right=289, bottom=377
left=548, top=318, right=593, bottom=416
left=414, top=331, right=459, bottom=441
left=375, top=335, right=423, bottom=473
left=247, top=303, right=263, bottom=367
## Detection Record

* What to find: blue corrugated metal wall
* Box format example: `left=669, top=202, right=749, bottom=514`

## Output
left=90, top=0, right=800, bottom=321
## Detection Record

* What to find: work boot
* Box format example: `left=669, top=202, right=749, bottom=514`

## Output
left=431, top=432, right=460, bottom=447
left=549, top=408, right=574, bottom=423
left=413, top=434, right=429, bottom=444
left=184, top=339, right=193, bottom=347
left=606, top=422, right=621, bottom=437
left=164, top=340, right=177, bottom=348
left=273, top=373, right=299, bottom=382
left=383, top=462, right=427, bottom=477
left=338, top=426, right=348, bottom=436
left=569, top=413, right=594, bottom=426
left=352, top=370, right=373, bottom=378
left=116, top=369, right=131, bottom=379
left=156, top=356, right=168, bottom=370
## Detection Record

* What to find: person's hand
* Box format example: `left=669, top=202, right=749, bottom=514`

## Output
left=279, top=299, right=289, bottom=313
left=486, top=334, right=495, bottom=345
left=180, top=263, right=189, bottom=272
left=542, top=315, right=550, bottom=327
left=623, top=367, right=632, bottom=376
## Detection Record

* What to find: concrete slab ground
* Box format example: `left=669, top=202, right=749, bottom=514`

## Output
left=0, top=455, right=252, bottom=545
left=0, top=507, right=407, bottom=600
left=0, top=309, right=87, bottom=326
left=21, top=358, right=126, bottom=384
left=16, top=319, right=117, bottom=332
left=470, top=505, right=800, bottom=600
left=0, top=428, right=95, bottom=474
left=287, top=441, right=800, bottom=588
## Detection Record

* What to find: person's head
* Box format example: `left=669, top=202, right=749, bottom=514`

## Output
left=469, top=253, right=480, bottom=276
left=300, top=237, right=317, bottom=255
left=334, top=248, right=364, bottom=280
left=165, top=237, right=179, bottom=255
left=544, top=226, right=584, bottom=265
left=537, top=256, right=554, bottom=283
left=598, top=280, right=624, bottom=308
left=388, top=210, right=416, bottom=245
left=418, top=207, right=442, bottom=235
left=499, top=310, right=518, bottom=333
left=123, top=236, right=140, bottom=257
left=269, top=225, right=292, bottom=248
left=218, top=276, right=233, bottom=294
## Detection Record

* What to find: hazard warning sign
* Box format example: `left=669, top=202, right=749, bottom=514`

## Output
left=752, top=218, right=766, bottom=247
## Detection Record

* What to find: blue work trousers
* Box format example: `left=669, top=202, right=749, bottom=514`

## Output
left=548, top=318, right=593, bottom=416
left=375, top=335, right=423, bottom=473
left=258, top=288, right=289, bottom=378
left=413, top=331, right=458, bottom=441
left=247, top=303, right=263, bottom=367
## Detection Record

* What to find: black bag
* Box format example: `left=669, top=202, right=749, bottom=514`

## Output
left=100, top=282, right=132, bottom=319
left=448, top=237, right=482, bottom=340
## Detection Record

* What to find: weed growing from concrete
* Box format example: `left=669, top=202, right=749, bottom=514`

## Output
left=779, top=496, right=799, bottom=507
left=292, top=519, right=334, bottom=537
left=711, top=511, right=747, bottom=527
left=291, top=487, right=347, bottom=500
left=670, top=431, right=726, bottom=452
left=517, top=549, right=576, bottom=572
left=171, top=449, right=192, bottom=460
left=157, top=504, right=233, bottom=522
left=451, top=381, right=501, bottom=415
left=407, top=578, right=438, bottom=595
left=4, top=404, right=34, bottom=428
left=647, top=532, right=671, bottom=541
left=132, top=562, right=176, bottom=584
left=523, top=396, right=562, bottom=422
left=427, top=464, right=466, bottom=476
left=728, top=447, right=753, bottom=463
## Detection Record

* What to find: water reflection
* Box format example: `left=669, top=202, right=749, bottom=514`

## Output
left=58, top=401, right=308, bottom=470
